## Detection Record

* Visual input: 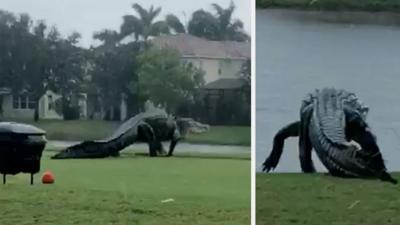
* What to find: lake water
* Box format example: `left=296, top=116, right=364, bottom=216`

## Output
left=256, top=9, right=400, bottom=172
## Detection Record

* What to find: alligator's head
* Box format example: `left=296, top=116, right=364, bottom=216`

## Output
left=51, top=147, right=75, bottom=159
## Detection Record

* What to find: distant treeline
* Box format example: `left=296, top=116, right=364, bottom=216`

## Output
left=257, top=0, right=400, bottom=12
left=0, top=2, right=250, bottom=122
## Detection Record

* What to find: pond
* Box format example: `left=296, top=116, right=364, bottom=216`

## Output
left=256, top=9, right=400, bottom=172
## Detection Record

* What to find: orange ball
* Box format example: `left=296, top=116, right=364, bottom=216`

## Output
left=42, top=171, right=55, bottom=184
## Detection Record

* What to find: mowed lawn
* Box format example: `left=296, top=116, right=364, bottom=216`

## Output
left=0, top=152, right=250, bottom=225
left=10, top=119, right=250, bottom=146
left=256, top=173, right=400, bottom=225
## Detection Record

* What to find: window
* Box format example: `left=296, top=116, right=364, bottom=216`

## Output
left=13, top=96, right=19, bottom=108
left=13, top=94, right=35, bottom=109
left=20, top=94, right=27, bottom=109
left=28, top=98, right=36, bottom=109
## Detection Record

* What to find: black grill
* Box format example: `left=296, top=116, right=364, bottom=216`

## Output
left=0, top=122, right=46, bottom=185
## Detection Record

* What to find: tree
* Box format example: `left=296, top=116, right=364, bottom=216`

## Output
left=0, top=12, right=47, bottom=120
left=120, top=3, right=169, bottom=42
left=90, top=29, right=143, bottom=119
left=240, top=58, right=251, bottom=104
left=187, top=10, right=219, bottom=40
left=44, top=29, right=87, bottom=120
left=165, top=14, right=186, bottom=34
left=135, top=47, right=204, bottom=113
left=166, top=1, right=250, bottom=42
left=93, top=29, right=120, bottom=47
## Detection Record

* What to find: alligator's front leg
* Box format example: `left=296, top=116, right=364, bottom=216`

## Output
left=167, top=139, right=179, bottom=157
left=167, top=128, right=181, bottom=157
left=262, top=121, right=300, bottom=172
left=299, top=106, right=316, bottom=173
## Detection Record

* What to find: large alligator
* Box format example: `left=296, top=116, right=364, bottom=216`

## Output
left=51, top=112, right=182, bottom=159
left=262, top=88, right=397, bottom=184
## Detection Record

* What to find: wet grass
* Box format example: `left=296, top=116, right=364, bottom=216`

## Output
left=0, top=152, right=250, bottom=225
left=256, top=172, right=400, bottom=225
left=7, top=119, right=250, bottom=146
left=257, top=0, right=400, bottom=12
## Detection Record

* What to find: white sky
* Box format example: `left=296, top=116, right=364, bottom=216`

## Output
left=0, top=0, right=251, bottom=48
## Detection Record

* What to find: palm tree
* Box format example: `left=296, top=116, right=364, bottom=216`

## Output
left=166, top=1, right=249, bottom=42
left=187, top=10, right=219, bottom=40
left=165, top=14, right=186, bottom=34
left=211, top=1, right=249, bottom=41
left=120, top=3, right=169, bottom=41
left=93, top=29, right=120, bottom=47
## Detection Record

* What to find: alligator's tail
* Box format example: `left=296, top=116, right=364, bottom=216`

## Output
left=379, top=171, right=398, bottom=184
left=51, top=123, right=156, bottom=159
left=262, top=121, right=300, bottom=172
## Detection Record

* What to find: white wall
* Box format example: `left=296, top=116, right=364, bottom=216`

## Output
left=185, top=57, right=246, bottom=83
left=219, top=59, right=244, bottom=79
left=77, top=93, right=88, bottom=119
left=38, top=90, right=63, bottom=119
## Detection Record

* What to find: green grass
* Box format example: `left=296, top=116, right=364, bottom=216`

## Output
left=256, top=173, right=400, bottom=225
left=184, top=126, right=251, bottom=146
left=0, top=152, right=250, bottom=225
left=8, top=119, right=250, bottom=146
left=256, top=0, right=400, bottom=12
left=21, top=119, right=119, bottom=141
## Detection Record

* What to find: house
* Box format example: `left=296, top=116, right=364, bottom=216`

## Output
left=152, top=34, right=250, bottom=84
left=0, top=88, right=88, bottom=120
left=152, top=34, right=251, bottom=125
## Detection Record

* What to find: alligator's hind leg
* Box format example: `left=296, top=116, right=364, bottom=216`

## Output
left=139, top=124, right=158, bottom=157
left=345, top=110, right=397, bottom=184
left=299, top=106, right=316, bottom=173
left=262, top=121, right=300, bottom=172
left=154, top=141, right=166, bottom=155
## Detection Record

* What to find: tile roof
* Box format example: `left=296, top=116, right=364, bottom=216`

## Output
left=152, top=34, right=250, bottom=60
left=201, top=78, right=247, bottom=90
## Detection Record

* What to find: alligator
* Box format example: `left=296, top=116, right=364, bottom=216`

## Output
left=262, top=88, right=397, bottom=184
left=51, top=112, right=182, bottom=159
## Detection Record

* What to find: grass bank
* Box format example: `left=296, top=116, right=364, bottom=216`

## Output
left=257, top=0, right=400, bottom=12
left=256, top=173, right=400, bottom=225
left=9, top=119, right=250, bottom=146
left=0, top=152, right=250, bottom=225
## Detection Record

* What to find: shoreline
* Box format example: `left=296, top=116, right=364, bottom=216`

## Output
left=256, top=0, right=400, bottom=12
left=256, top=8, right=400, bottom=26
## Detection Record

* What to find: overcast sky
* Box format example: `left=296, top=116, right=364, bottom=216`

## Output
left=0, top=0, right=251, bottom=48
